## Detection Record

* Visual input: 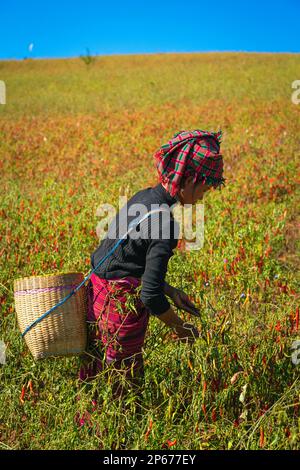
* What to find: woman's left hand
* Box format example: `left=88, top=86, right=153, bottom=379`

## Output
left=170, top=288, right=200, bottom=317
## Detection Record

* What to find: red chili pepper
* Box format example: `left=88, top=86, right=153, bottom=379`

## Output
left=91, top=400, right=98, bottom=413
left=278, top=284, right=288, bottom=294
left=177, top=239, right=185, bottom=251
left=259, top=427, right=265, bottom=447
left=264, top=246, right=272, bottom=257
left=20, top=385, right=26, bottom=404
left=275, top=321, right=281, bottom=332
left=27, top=379, right=34, bottom=395
left=167, top=439, right=177, bottom=448
left=232, top=352, right=238, bottom=361
left=239, top=245, right=246, bottom=259
left=257, top=256, right=264, bottom=273
left=230, top=262, right=236, bottom=275
left=145, top=419, right=153, bottom=441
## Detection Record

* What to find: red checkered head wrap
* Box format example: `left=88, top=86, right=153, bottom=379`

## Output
left=153, top=129, right=225, bottom=198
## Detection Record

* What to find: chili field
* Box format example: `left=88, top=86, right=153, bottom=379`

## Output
left=0, top=52, right=299, bottom=450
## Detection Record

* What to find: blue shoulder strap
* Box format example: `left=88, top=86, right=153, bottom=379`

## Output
left=21, top=208, right=171, bottom=337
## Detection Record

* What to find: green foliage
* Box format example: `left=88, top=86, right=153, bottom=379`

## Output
left=0, top=52, right=299, bottom=450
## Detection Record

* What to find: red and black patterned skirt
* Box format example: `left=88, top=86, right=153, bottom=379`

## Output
left=78, top=272, right=150, bottom=383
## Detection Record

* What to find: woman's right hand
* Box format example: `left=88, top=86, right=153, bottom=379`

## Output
left=174, top=322, right=199, bottom=344
left=158, top=306, right=199, bottom=344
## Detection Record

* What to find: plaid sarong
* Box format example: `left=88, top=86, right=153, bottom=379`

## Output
left=79, top=273, right=150, bottom=382
left=153, top=129, right=225, bottom=197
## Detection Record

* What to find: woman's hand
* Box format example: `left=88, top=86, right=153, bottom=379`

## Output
left=174, top=322, right=200, bottom=344
left=170, top=287, right=200, bottom=317
left=158, top=306, right=200, bottom=345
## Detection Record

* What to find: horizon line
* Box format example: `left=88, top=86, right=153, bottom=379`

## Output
left=1, top=49, right=300, bottom=62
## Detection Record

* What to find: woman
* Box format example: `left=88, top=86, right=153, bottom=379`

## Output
left=79, top=129, right=225, bottom=399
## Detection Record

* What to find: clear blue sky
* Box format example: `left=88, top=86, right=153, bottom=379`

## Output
left=1, top=0, right=299, bottom=60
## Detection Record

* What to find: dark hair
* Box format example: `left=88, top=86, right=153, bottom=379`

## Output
left=180, top=172, right=225, bottom=190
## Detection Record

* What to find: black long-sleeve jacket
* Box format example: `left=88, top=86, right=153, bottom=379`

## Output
left=90, top=183, right=180, bottom=315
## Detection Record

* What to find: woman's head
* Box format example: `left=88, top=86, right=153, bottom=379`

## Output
left=153, top=129, right=225, bottom=203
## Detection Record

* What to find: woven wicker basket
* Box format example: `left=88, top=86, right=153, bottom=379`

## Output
left=14, top=272, right=88, bottom=360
